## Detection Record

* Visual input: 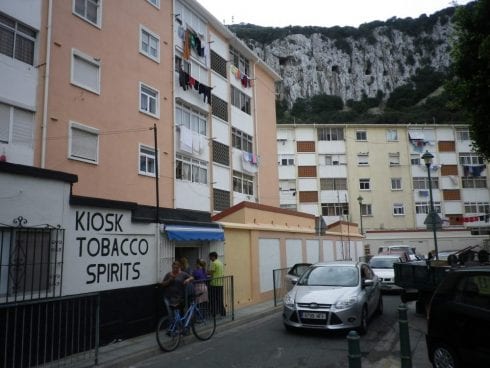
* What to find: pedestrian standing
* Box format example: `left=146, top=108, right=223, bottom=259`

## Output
left=208, top=251, right=226, bottom=317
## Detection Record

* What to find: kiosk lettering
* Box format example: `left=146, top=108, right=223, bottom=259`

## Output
left=75, top=210, right=149, bottom=284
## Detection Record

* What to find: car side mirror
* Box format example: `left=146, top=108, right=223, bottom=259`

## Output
left=363, top=279, right=374, bottom=287
left=290, top=276, right=299, bottom=285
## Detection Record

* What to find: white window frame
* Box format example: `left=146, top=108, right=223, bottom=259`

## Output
left=72, top=0, right=102, bottom=28
left=386, top=129, right=398, bottom=141
left=410, top=154, right=420, bottom=165
left=175, top=103, right=207, bottom=135
left=68, top=121, right=99, bottom=164
left=456, top=128, right=470, bottom=141
left=278, top=154, right=295, bottom=166
left=139, top=144, right=157, bottom=177
left=389, top=152, right=400, bottom=166
left=359, top=178, right=371, bottom=191
left=393, top=203, right=405, bottom=216
left=146, top=0, right=160, bottom=9
left=356, top=130, right=367, bottom=141
left=357, top=153, right=369, bottom=166
left=139, top=82, right=159, bottom=118
left=139, top=25, right=160, bottom=63
left=0, top=102, right=34, bottom=146
left=176, top=153, right=208, bottom=184
left=71, top=49, right=101, bottom=94
left=391, top=178, right=402, bottom=190
left=361, top=203, right=372, bottom=216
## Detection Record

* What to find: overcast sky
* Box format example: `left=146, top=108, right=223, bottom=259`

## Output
left=196, top=0, right=473, bottom=28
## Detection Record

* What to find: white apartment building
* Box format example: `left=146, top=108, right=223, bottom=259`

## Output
left=277, top=123, right=490, bottom=253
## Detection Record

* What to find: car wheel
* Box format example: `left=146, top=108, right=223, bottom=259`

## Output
left=376, top=295, right=383, bottom=315
left=357, top=306, right=368, bottom=335
left=431, top=342, right=459, bottom=368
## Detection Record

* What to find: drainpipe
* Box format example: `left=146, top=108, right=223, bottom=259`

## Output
left=253, top=60, right=260, bottom=201
left=41, top=0, right=53, bottom=168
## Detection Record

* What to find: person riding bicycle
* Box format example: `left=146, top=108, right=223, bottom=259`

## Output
left=161, top=261, right=194, bottom=316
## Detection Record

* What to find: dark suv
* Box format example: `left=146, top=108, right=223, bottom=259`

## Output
left=426, top=266, right=490, bottom=368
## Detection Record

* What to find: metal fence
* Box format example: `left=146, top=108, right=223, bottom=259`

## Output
left=0, top=293, right=100, bottom=368
left=183, top=276, right=234, bottom=322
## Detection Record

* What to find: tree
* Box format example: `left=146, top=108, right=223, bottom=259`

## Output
left=449, top=0, right=490, bottom=159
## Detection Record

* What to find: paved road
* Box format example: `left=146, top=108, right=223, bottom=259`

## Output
left=131, top=295, right=431, bottom=368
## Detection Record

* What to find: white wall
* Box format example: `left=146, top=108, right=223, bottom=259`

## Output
left=258, top=238, right=280, bottom=292
left=286, top=239, right=303, bottom=266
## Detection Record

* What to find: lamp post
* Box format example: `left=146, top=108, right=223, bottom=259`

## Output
left=357, top=195, right=364, bottom=235
left=422, top=150, right=439, bottom=260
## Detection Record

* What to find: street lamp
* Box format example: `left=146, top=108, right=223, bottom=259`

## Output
left=357, top=195, right=364, bottom=235
left=421, top=150, right=439, bottom=260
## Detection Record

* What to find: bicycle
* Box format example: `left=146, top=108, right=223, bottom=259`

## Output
left=156, top=292, right=216, bottom=352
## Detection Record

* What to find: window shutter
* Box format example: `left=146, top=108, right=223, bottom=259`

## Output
left=73, top=55, right=99, bottom=92
left=0, top=103, right=10, bottom=142
left=72, top=127, right=97, bottom=161
left=12, top=108, right=33, bottom=146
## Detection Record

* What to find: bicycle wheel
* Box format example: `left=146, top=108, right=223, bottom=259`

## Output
left=192, top=305, right=216, bottom=340
left=156, top=316, right=181, bottom=352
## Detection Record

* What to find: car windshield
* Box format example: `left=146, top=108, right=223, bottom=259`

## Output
left=369, top=258, right=398, bottom=268
left=290, top=264, right=311, bottom=276
left=298, top=266, right=359, bottom=287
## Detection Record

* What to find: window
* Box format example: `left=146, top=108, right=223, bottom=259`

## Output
left=211, top=94, right=228, bottom=121
left=391, top=178, right=402, bottom=190
left=359, top=178, right=371, bottom=190
left=175, top=55, right=190, bottom=74
left=415, top=202, right=441, bottom=214
left=232, top=127, right=253, bottom=152
left=413, top=177, right=439, bottom=189
left=320, top=178, right=347, bottom=190
left=0, top=227, right=63, bottom=300
left=459, top=152, right=484, bottom=165
left=139, top=145, right=156, bottom=176
left=69, top=121, right=99, bottom=163
left=73, top=0, right=101, bottom=27
left=386, top=129, right=398, bottom=141
left=71, top=49, right=100, bottom=94
left=212, top=141, right=229, bottom=166
left=317, top=127, right=344, bottom=141
left=393, top=203, right=405, bottom=216
left=462, top=177, right=487, bottom=188
left=231, top=86, right=251, bottom=115
left=140, top=26, right=159, bottom=62
left=0, top=12, right=36, bottom=65
left=175, top=102, right=207, bottom=135
left=464, top=202, right=490, bottom=214
left=210, top=50, right=227, bottom=78
left=321, top=203, right=349, bottom=216
left=456, top=128, right=470, bottom=141
left=230, top=46, right=250, bottom=76
left=147, top=0, right=160, bottom=8
left=0, top=102, right=34, bottom=146
left=361, top=203, right=372, bottom=216
left=139, top=83, right=159, bottom=117
left=280, top=204, right=297, bottom=211
left=389, top=152, right=400, bottom=166
left=410, top=154, right=420, bottom=165
left=357, top=153, right=369, bottom=166
left=213, top=188, right=230, bottom=211
left=356, top=130, right=367, bottom=141
left=279, top=180, right=296, bottom=192
left=176, top=154, right=208, bottom=184
left=278, top=154, right=294, bottom=166
left=319, top=154, right=345, bottom=165
left=233, top=171, right=254, bottom=195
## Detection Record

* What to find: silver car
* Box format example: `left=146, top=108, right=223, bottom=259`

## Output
left=283, top=261, right=383, bottom=334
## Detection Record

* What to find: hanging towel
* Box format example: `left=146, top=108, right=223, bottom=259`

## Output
left=179, top=126, right=193, bottom=153
left=183, top=30, right=191, bottom=60
left=192, top=132, right=201, bottom=154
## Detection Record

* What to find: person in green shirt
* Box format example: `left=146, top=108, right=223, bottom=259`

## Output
left=208, top=252, right=226, bottom=316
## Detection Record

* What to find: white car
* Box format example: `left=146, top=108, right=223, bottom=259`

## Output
left=283, top=261, right=382, bottom=335
left=369, top=255, right=404, bottom=291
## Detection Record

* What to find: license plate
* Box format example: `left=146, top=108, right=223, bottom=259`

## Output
left=301, top=312, right=326, bottom=319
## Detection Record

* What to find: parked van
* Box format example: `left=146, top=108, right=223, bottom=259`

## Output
left=378, top=245, right=419, bottom=261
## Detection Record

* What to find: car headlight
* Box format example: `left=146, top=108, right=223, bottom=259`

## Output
left=335, top=296, right=357, bottom=309
left=283, top=293, right=295, bottom=308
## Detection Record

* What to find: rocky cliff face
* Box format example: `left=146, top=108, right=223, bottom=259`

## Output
left=231, top=11, right=456, bottom=108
